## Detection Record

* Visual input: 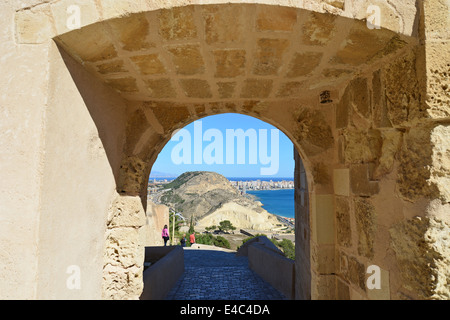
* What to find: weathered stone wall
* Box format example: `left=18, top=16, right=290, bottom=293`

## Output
left=102, top=193, right=146, bottom=299
left=332, top=35, right=450, bottom=299
left=37, top=43, right=129, bottom=299
left=294, top=150, right=312, bottom=299
left=0, top=0, right=51, bottom=299
left=333, top=53, right=415, bottom=299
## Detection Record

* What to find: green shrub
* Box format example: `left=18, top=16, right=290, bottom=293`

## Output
left=195, top=234, right=231, bottom=249
left=218, top=220, right=236, bottom=233
left=277, top=239, right=295, bottom=260
left=195, top=234, right=214, bottom=245
left=214, top=236, right=230, bottom=249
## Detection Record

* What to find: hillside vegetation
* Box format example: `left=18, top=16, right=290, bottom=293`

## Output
left=159, top=171, right=281, bottom=231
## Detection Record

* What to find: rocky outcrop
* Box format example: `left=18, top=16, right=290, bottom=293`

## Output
left=159, top=171, right=280, bottom=230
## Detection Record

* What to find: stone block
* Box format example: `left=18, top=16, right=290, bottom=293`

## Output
left=311, top=194, right=335, bottom=245
left=333, top=169, right=349, bottom=196
left=117, top=156, right=147, bottom=194
left=373, top=130, right=402, bottom=179
left=336, top=278, right=350, bottom=300
left=311, top=243, right=335, bottom=274
left=354, top=197, right=376, bottom=259
left=99, top=0, right=150, bottom=20
left=338, top=251, right=366, bottom=291
left=179, top=79, right=212, bottom=98
left=105, top=77, right=139, bottom=93
left=349, top=77, right=370, bottom=117
left=350, top=164, right=380, bottom=196
left=96, top=60, right=127, bottom=75
left=158, top=6, right=197, bottom=41
left=104, top=226, right=144, bottom=268
left=147, top=103, right=191, bottom=133
left=336, top=85, right=350, bottom=129
left=311, top=273, right=336, bottom=300
left=286, top=52, right=323, bottom=78
left=167, top=45, right=205, bottom=75
left=124, top=108, right=151, bottom=155
left=217, top=82, right=236, bottom=99
left=337, top=250, right=349, bottom=278
left=202, top=5, right=243, bottom=44
left=276, top=81, right=305, bottom=97
left=372, top=70, right=392, bottom=128
left=423, top=0, right=450, bottom=40
left=130, top=54, right=166, bottom=75
left=108, top=13, right=153, bottom=51
left=348, top=256, right=366, bottom=291
left=302, top=11, right=337, bottom=46
left=252, top=38, right=290, bottom=76
left=430, top=125, right=450, bottom=202
left=389, top=216, right=434, bottom=299
left=397, top=126, right=439, bottom=201
left=335, top=196, right=351, bottom=247
left=57, top=23, right=117, bottom=63
left=144, top=79, right=176, bottom=99
left=107, top=194, right=147, bottom=229
left=15, top=6, right=54, bottom=44
left=382, top=50, right=422, bottom=125
left=323, top=68, right=353, bottom=79
left=240, top=79, right=273, bottom=98
left=343, top=128, right=382, bottom=164
left=103, top=218, right=145, bottom=300
left=424, top=42, right=450, bottom=119
left=312, top=162, right=330, bottom=185
left=350, top=287, right=366, bottom=300
left=213, top=49, right=246, bottom=78
left=256, top=6, right=297, bottom=32
left=324, top=0, right=345, bottom=9
left=293, top=108, right=334, bottom=156
left=331, top=24, right=394, bottom=66
left=102, top=264, right=143, bottom=300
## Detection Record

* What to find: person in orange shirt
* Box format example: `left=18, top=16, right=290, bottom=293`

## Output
left=189, top=232, right=195, bottom=247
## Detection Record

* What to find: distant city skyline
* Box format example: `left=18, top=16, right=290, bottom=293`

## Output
left=150, top=113, right=295, bottom=179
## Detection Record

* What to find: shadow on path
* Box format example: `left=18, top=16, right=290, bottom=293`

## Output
left=166, top=248, right=287, bottom=300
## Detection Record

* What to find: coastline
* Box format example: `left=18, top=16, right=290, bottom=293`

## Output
left=246, top=189, right=295, bottom=221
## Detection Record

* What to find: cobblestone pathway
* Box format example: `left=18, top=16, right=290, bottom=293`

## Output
left=166, top=248, right=287, bottom=300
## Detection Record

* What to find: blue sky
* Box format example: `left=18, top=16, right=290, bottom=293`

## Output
left=150, top=113, right=295, bottom=179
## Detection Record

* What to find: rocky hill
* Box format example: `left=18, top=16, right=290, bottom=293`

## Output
left=159, top=171, right=281, bottom=231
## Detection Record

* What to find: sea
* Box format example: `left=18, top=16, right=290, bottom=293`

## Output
left=246, top=189, right=295, bottom=219
left=227, top=177, right=295, bottom=219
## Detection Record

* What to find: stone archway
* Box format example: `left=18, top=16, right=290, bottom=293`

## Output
left=47, top=2, right=418, bottom=300
left=4, top=0, right=449, bottom=300
left=102, top=101, right=325, bottom=300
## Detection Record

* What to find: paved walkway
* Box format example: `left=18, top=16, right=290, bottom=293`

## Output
left=166, top=247, right=287, bottom=300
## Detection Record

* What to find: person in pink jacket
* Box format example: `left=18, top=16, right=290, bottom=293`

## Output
left=162, top=225, right=170, bottom=246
